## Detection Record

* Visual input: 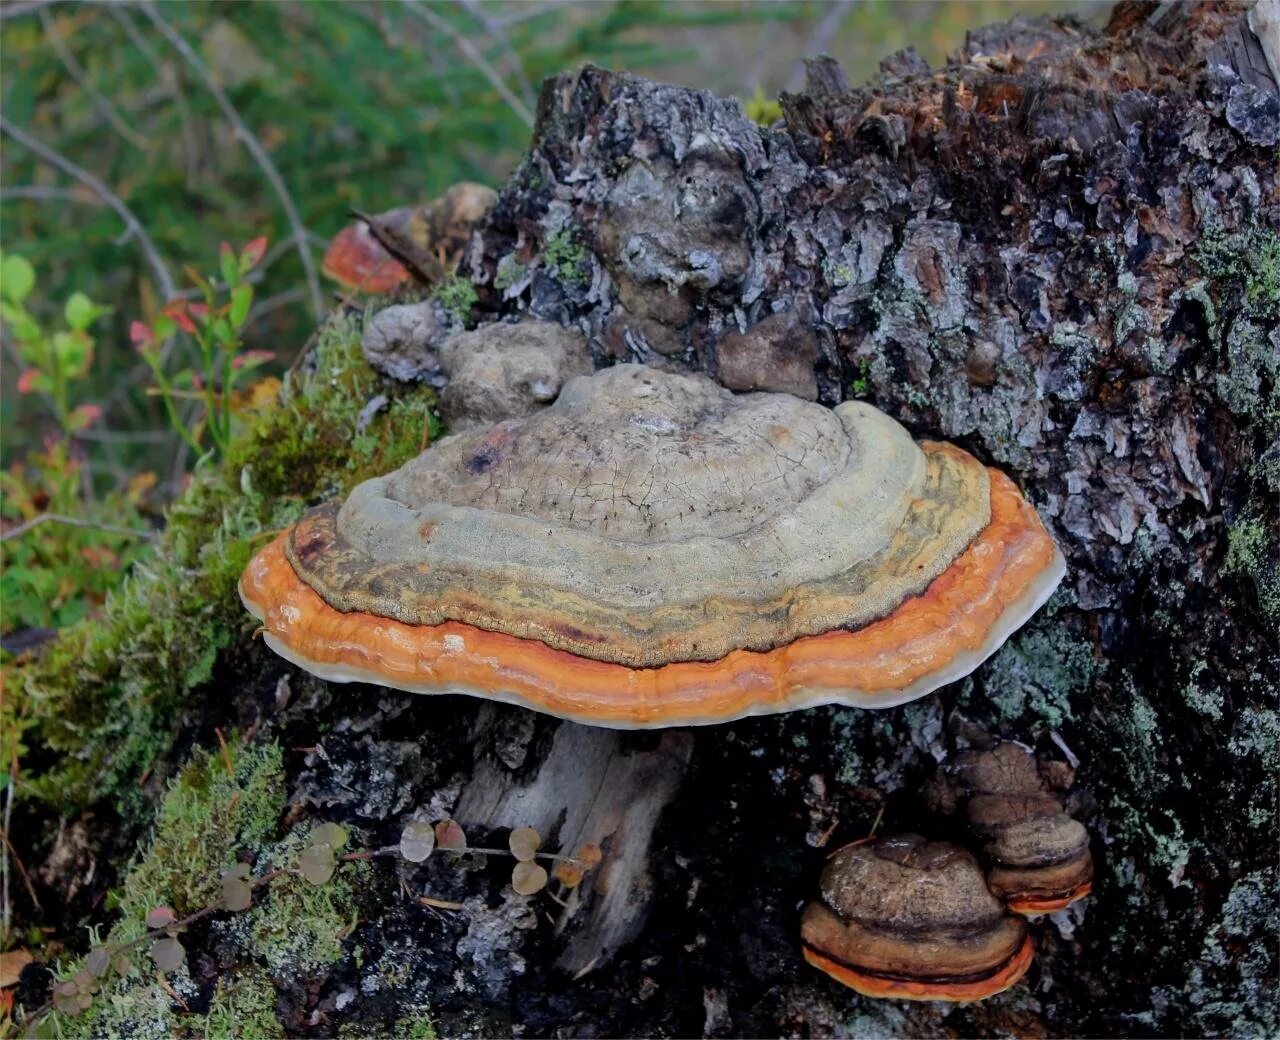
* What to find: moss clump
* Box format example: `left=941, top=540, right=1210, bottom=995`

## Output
left=1194, top=223, right=1280, bottom=310
left=120, top=741, right=286, bottom=918
left=741, top=87, right=783, bottom=126
left=430, top=276, right=478, bottom=324
left=246, top=829, right=364, bottom=974
left=543, top=227, right=589, bottom=287
left=45, top=739, right=368, bottom=1039
left=13, top=307, right=438, bottom=816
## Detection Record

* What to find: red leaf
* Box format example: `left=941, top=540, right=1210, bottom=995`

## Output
left=130, top=321, right=154, bottom=347
left=16, top=368, right=41, bottom=393
left=241, top=236, right=268, bottom=269
left=164, top=301, right=197, bottom=334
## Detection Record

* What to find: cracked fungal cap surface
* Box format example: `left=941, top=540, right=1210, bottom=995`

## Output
left=801, top=834, right=1033, bottom=1001
left=240, top=363, right=1066, bottom=727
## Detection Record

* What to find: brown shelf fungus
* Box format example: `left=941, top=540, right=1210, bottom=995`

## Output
left=930, top=742, right=1094, bottom=915
left=801, top=835, right=1034, bottom=1001
left=240, top=364, right=1065, bottom=727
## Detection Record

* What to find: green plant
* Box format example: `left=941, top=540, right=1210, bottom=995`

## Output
left=543, top=227, right=589, bottom=287
left=0, top=254, right=152, bottom=635
left=131, top=238, right=272, bottom=459
left=1, top=250, right=107, bottom=439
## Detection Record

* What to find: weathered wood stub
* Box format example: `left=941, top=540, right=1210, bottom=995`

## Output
left=96, top=4, right=1275, bottom=1036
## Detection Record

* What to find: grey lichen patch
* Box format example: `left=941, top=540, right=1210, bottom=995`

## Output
left=968, top=614, right=1097, bottom=729
left=1184, top=868, right=1280, bottom=1038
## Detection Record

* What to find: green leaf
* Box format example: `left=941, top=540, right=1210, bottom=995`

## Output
left=399, top=820, right=435, bottom=863
left=151, top=936, right=185, bottom=973
left=0, top=254, right=35, bottom=303
left=220, top=246, right=240, bottom=290
left=298, top=842, right=337, bottom=885
left=64, top=292, right=101, bottom=332
left=311, top=821, right=349, bottom=851
left=212, top=315, right=236, bottom=347
left=52, top=330, right=90, bottom=374
left=229, top=283, right=253, bottom=328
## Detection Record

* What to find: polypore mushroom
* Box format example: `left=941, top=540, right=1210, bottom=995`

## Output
left=322, top=182, right=497, bottom=292
left=801, top=834, right=1034, bottom=1001
left=240, top=363, right=1065, bottom=727
left=930, top=741, right=1093, bottom=915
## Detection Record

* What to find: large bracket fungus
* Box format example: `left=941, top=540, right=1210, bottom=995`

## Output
left=241, top=361, right=1064, bottom=727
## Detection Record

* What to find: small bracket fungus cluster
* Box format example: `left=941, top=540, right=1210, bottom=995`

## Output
left=803, top=740, right=1094, bottom=1001
left=926, top=740, right=1094, bottom=915
left=801, top=835, right=1035, bottom=1002
left=241, top=361, right=1065, bottom=728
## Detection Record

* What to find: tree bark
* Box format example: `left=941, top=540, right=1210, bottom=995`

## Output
left=407, top=4, right=1274, bottom=1034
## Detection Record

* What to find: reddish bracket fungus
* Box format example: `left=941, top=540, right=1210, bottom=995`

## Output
left=322, top=182, right=496, bottom=292
left=241, top=363, right=1065, bottom=727
left=932, top=742, right=1094, bottom=915
left=801, top=834, right=1034, bottom=1001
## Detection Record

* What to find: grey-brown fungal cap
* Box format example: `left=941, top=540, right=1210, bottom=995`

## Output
left=801, top=834, right=1034, bottom=1001
left=938, top=742, right=1094, bottom=914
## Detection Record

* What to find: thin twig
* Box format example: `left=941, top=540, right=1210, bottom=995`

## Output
left=0, top=185, right=103, bottom=205
left=39, top=6, right=150, bottom=149
left=0, top=0, right=58, bottom=21
left=138, top=3, right=324, bottom=321
left=458, top=0, right=536, bottom=110
left=0, top=116, right=177, bottom=303
left=0, top=512, right=155, bottom=544
left=400, top=0, right=535, bottom=129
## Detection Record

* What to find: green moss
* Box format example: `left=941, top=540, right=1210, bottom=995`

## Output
left=202, top=973, right=285, bottom=1040
left=1225, top=516, right=1280, bottom=618
left=245, top=828, right=364, bottom=975
left=13, top=307, right=438, bottom=816
left=847, top=357, right=872, bottom=398
left=543, top=227, right=590, bottom=287
left=394, top=1015, right=439, bottom=1040
left=430, top=276, right=478, bottom=325
left=120, top=742, right=286, bottom=918
left=741, top=87, right=782, bottom=126
left=44, top=738, right=368, bottom=1039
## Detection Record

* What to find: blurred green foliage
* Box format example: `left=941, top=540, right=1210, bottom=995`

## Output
left=0, top=1, right=822, bottom=475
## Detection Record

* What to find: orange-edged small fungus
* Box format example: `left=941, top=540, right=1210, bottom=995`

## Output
left=940, top=742, right=1094, bottom=915
left=322, top=182, right=497, bottom=293
left=801, top=834, right=1034, bottom=1001
left=240, top=363, right=1066, bottom=727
